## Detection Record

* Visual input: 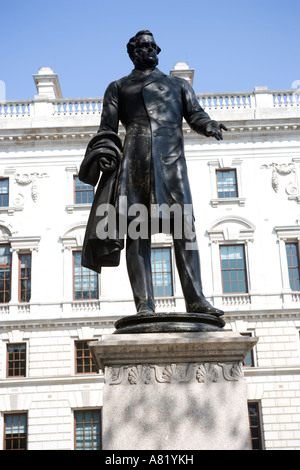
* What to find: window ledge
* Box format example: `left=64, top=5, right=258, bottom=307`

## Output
left=288, top=194, right=300, bottom=204
left=66, top=203, right=92, bottom=214
left=211, top=197, right=246, bottom=208
left=0, top=206, right=23, bottom=215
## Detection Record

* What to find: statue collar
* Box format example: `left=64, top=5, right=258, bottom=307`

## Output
left=128, top=68, right=166, bottom=84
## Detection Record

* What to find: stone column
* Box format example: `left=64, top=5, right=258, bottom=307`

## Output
left=90, top=331, right=258, bottom=450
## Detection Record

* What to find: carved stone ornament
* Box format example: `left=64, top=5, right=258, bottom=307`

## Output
left=104, top=362, right=244, bottom=385
left=105, top=366, right=126, bottom=385
left=15, top=172, right=49, bottom=202
left=152, top=363, right=194, bottom=383
left=261, top=162, right=298, bottom=195
left=0, top=225, right=11, bottom=241
left=128, top=365, right=151, bottom=385
left=196, top=363, right=219, bottom=383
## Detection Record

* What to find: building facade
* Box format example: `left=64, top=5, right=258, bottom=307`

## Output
left=0, top=65, right=299, bottom=450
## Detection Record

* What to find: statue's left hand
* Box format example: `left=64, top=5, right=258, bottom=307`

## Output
left=204, top=121, right=228, bottom=141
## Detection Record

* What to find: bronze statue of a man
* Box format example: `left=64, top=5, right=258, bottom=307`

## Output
left=79, top=30, right=227, bottom=318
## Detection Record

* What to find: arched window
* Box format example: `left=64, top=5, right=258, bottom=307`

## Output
left=207, top=216, right=256, bottom=308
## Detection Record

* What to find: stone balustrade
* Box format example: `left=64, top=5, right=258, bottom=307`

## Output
left=0, top=100, right=32, bottom=118
left=0, top=89, right=298, bottom=121
left=1, top=290, right=298, bottom=317
left=53, top=98, right=103, bottom=116
left=197, top=92, right=253, bottom=110
left=273, top=91, right=300, bottom=107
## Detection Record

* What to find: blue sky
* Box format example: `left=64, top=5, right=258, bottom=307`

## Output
left=1, top=0, right=299, bottom=100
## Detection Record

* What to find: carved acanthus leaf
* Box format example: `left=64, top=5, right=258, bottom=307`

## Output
left=105, top=366, right=126, bottom=385
left=219, top=363, right=243, bottom=381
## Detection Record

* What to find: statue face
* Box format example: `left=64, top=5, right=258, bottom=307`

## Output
left=132, top=34, right=159, bottom=69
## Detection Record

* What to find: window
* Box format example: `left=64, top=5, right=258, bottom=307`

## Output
left=248, top=402, right=263, bottom=450
left=19, top=253, right=31, bottom=302
left=0, top=178, right=9, bottom=207
left=216, top=169, right=238, bottom=198
left=4, top=414, right=27, bottom=450
left=209, top=160, right=245, bottom=207
left=274, top=227, right=300, bottom=296
left=74, top=410, right=101, bottom=450
left=0, top=245, right=11, bottom=303
left=151, top=247, right=173, bottom=297
left=286, top=243, right=300, bottom=291
left=75, top=341, right=98, bottom=374
left=7, top=343, right=26, bottom=377
left=74, top=176, right=94, bottom=204
left=220, top=245, right=248, bottom=293
left=241, top=333, right=255, bottom=367
left=73, top=251, right=98, bottom=300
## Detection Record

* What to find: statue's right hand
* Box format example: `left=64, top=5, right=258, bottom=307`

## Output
left=99, top=156, right=116, bottom=172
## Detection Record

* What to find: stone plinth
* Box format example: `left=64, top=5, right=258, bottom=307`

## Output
left=89, top=331, right=258, bottom=450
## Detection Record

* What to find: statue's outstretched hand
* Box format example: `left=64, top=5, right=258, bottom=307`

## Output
left=204, top=121, right=228, bottom=141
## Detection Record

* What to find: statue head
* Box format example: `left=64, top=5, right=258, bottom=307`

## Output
left=127, top=30, right=161, bottom=69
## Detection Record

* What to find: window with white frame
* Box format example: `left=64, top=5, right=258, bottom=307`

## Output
left=241, top=333, right=255, bottom=367
left=19, top=253, right=31, bottom=302
left=220, top=244, right=248, bottom=293
left=151, top=247, right=173, bottom=297
left=73, top=251, right=98, bottom=300
left=0, top=178, right=9, bottom=207
left=274, top=226, right=300, bottom=294
left=74, top=176, right=94, bottom=204
left=61, top=224, right=100, bottom=308
left=208, top=159, right=245, bottom=207
left=285, top=242, right=300, bottom=291
left=216, top=169, right=238, bottom=199
left=0, top=244, right=11, bottom=303
left=207, top=217, right=255, bottom=301
left=65, top=166, right=94, bottom=213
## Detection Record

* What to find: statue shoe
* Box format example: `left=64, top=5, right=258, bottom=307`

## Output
left=188, top=298, right=224, bottom=317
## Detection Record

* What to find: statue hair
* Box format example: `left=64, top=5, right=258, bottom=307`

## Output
left=127, top=30, right=161, bottom=60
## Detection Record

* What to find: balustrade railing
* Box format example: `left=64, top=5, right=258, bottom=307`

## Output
left=221, top=293, right=251, bottom=306
left=197, top=92, right=253, bottom=110
left=71, top=299, right=101, bottom=312
left=155, top=297, right=176, bottom=310
left=273, top=91, right=300, bottom=107
left=0, top=89, right=298, bottom=120
left=0, top=100, right=32, bottom=118
left=52, top=98, right=102, bottom=116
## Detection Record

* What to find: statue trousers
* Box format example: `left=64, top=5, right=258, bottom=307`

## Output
left=125, top=221, right=205, bottom=313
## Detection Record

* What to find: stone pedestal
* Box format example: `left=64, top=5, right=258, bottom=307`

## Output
left=90, top=331, right=258, bottom=450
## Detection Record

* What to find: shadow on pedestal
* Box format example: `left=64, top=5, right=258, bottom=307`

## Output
left=114, top=312, right=225, bottom=334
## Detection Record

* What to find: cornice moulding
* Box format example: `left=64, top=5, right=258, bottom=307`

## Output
left=0, top=315, right=119, bottom=330
left=0, top=117, right=299, bottom=145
